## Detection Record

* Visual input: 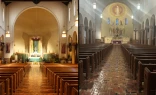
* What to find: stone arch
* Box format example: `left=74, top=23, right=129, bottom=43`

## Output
left=92, top=23, right=95, bottom=43
left=150, top=15, right=155, bottom=45
left=84, top=17, right=88, bottom=44
left=89, top=20, right=92, bottom=44
left=151, top=15, right=156, bottom=45
left=141, top=21, right=144, bottom=44
left=72, top=31, right=77, bottom=64
left=14, top=7, right=59, bottom=54
left=145, top=19, right=149, bottom=45
left=73, top=31, right=77, bottom=43
left=79, top=13, right=83, bottom=44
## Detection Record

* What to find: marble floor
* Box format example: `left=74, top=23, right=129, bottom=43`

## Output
left=14, top=63, right=56, bottom=95
left=79, top=44, right=141, bottom=95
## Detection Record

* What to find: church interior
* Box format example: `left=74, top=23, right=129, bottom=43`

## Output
left=79, top=0, right=156, bottom=95
left=0, top=0, right=78, bottom=94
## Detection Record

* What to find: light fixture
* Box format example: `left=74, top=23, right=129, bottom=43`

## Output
left=93, top=3, right=96, bottom=9
left=62, top=26, right=66, bottom=38
left=100, top=14, right=102, bottom=18
left=5, top=30, right=10, bottom=37
left=75, top=17, right=78, bottom=27
left=137, top=3, right=140, bottom=10
left=6, top=26, right=10, bottom=37
left=131, top=15, right=134, bottom=19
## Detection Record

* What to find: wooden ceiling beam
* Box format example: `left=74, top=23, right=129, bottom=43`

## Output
left=2, top=0, right=71, bottom=6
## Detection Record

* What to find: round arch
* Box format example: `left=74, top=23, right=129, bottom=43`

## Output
left=84, top=17, right=88, bottom=44
left=79, top=13, right=83, bottom=44
left=145, top=19, right=149, bottom=45
left=14, top=7, right=59, bottom=54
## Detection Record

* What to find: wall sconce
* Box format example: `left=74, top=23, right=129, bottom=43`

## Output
left=5, top=30, right=10, bottom=37
left=75, top=17, right=78, bottom=27
left=62, top=26, right=66, bottom=38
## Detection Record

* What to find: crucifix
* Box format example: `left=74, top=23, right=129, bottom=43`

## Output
left=134, top=28, right=138, bottom=41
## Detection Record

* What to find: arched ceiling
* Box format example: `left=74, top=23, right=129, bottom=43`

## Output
left=15, top=8, right=58, bottom=36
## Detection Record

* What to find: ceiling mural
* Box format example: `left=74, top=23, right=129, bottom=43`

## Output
left=110, top=3, right=125, bottom=17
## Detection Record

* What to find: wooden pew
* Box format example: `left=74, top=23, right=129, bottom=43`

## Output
left=133, top=59, right=156, bottom=79
left=144, top=67, right=156, bottom=95
left=59, top=77, right=78, bottom=95
left=41, top=63, right=78, bottom=95
left=0, top=81, right=5, bottom=95
left=71, top=87, right=78, bottom=95
left=79, top=55, right=95, bottom=73
left=64, top=81, right=78, bottom=95
left=0, top=77, right=10, bottom=95
left=79, top=57, right=90, bottom=79
left=79, top=53, right=97, bottom=69
left=137, top=61, right=156, bottom=92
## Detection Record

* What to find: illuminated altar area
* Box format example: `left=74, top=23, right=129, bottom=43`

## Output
left=29, top=36, right=42, bottom=62
left=104, top=21, right=130, bottom=44
left=102, top=2, right=132, bottom=44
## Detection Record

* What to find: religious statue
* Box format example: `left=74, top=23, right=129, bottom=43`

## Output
left=115, top=6, right=120, bottom=16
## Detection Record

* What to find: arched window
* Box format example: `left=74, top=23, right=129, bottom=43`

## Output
left=73, top=0, right=76, bottom=16
left=107, top=18, right=110, bottom=24
left=2, top=8, right=5, bottom=22
left=68, top=8, right=70, bottom=22
left=116, top=18, right=119, bottom=25
left=125, top=18, right=128, bottom=25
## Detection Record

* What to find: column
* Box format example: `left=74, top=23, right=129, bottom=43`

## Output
left=72, top=43, right=75, bottom=64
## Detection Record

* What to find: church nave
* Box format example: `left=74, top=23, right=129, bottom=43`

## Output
left=79, top=45, right=138, bottom=95
left=14, top=63, right=55, bottom=95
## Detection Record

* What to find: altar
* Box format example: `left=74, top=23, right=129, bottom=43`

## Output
left=104, top=36, right=130, bottom=44
left=28, top=36, right=42, bottom=62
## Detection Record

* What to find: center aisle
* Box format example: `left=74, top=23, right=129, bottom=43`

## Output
left=80, top=44, right=137, bottom=95
left=14, top=63, right=55, bottom=95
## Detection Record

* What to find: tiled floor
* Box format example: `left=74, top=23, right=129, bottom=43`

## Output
left=79, top=44, right=140, bottom=95
left=14, top=63, right=56, bottom=95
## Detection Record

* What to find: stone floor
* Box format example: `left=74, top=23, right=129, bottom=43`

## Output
left=79, top=44, right=142, bottom=95
left=14, top=63, right=56, bottom=95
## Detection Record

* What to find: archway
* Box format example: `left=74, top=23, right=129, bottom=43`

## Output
left=79, top=13, right=83, bottom=44
left=142, top=22, right=144, bottom=44
left=67, top=35, right=72, bottom=62
left=89, top=20, right=92, bottom=44
left=0, top=35, right=4, bottom=63
left=150, top=15, right=155, bottom=45
left=145, top=19, right=149, bottom=45
left=84, top=17, right=88, bottom=44
left=14, top=8, right=59, bottom=61
left=72, top=31, right=77, bottom=64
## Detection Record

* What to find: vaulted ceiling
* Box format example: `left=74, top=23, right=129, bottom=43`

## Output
left=2, top=0, right=72, bottom=6
left=14, top=8, right=58, bottom=36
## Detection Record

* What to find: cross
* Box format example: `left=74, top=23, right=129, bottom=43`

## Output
left=134, top=28, right=138, bottom=41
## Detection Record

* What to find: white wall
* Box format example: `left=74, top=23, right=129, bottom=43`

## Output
left=1, top=1, right=77, bottom=58
left=79, top=0, right=96, bottom=40
left=0, top=2, right=5, bottom=37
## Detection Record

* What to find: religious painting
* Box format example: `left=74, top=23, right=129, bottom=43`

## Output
left=110, top=3, right=125, bottom=17
left=61, top=43, right=66, bottom=54
left=6, top=43, right=10, bottom=53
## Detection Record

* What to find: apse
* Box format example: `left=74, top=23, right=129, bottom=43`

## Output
left=101, top=2, right=133, bottom=44
left=14, top=8, right=59, bottom=56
